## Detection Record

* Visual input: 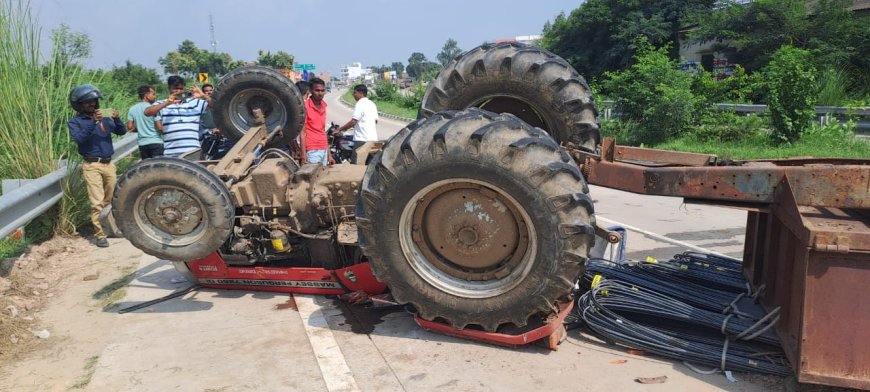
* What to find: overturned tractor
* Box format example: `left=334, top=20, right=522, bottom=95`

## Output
left=112, top=42, right=601, bottom=332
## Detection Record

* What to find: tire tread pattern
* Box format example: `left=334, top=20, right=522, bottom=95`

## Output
left=419, top=42, right=600, bottom=151
left=358, top=108, right=594, bottom=331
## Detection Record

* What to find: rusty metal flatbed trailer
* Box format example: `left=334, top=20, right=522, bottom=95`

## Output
left=571, top=138, right=870, bottom=390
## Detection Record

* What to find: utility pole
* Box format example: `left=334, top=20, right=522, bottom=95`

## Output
left=209, top=13, right=217, bottom=53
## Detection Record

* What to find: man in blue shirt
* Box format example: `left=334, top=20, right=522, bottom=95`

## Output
left=67, top=85, right=126, bottom=247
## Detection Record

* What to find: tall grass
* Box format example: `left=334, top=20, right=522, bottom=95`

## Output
left=0, top=0, right=85, bottom=236
left=0, top=0, right=137, bottom=237
left=0, top=0, right=83, bottom=179
left=816, top=67, right=849, bottom=106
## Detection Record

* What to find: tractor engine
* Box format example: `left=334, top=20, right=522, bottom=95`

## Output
left=222, top=158, right=367, bottom=267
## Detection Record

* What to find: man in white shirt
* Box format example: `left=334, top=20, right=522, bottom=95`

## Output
left=334, top=84, right=378, bottom=164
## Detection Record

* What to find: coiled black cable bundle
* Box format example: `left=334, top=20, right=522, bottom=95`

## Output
left=583, top=280, right=780, bottom=345
left=666, top=251, right=750, bottom=293
left=581, top=259, right=767, bottom=320
left=571, top=251, right=790, bottom=376
left=578, top=282, right=792, bottom=376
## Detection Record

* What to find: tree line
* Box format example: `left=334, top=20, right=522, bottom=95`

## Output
left=540, top=0, right=870, bottom=98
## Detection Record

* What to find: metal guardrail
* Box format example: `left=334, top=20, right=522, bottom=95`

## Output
left=599, top=101, right=870, bottom=136
left=0, top=134, right=138, bottom=239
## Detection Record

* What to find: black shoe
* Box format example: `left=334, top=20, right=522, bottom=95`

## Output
left=95, top=238, right=109, bottom=248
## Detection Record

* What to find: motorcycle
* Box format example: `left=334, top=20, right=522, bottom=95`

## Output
left=327, top=122, right=354, bottom=164
left=201, top=131, right=234, bottom=160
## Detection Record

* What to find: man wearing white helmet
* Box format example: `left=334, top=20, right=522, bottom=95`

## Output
left=68, top=84, right=126, bottom=248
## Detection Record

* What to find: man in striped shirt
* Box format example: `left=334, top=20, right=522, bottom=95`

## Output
left=145, top=75, right=211, bottom=157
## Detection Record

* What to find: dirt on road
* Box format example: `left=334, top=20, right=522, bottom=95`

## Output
left=0, top=236, right=141, bottom=391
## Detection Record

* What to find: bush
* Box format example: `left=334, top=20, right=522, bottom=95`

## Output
left=764, top=46, right=817, bottom=143
left=399, top=82, right=425, bottom=111
left=599, top=117, right=639, bottom=144
left=800, top=119, right=859, bottom=149
left=600, top=38, right=697, bottom=144
left=690, top=111, right=768, bottom=143
left=372, top=79, right=398, bottom=102
left=691, top=65, right=760, bottom=106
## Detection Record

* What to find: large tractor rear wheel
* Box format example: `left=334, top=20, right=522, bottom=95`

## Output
left=113, top=157, right=235, bottom=261
left=419, top=42, right=600, bottom=152
left=357, top=108, right=595, bottom=331
left=212, top=66, right=305, bottom=148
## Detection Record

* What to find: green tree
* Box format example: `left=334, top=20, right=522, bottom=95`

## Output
left=407, top=52, right=441, bottom=81
left=371, top=64, right=392, bottom=74
left=256, top=50, right=294, bottom=69
left=406, top=52, right=428, bottom=79
left=765, top=45, right=816, bottom=143
left=158, top=40, right=237, bottom=78
left=437, top=38, right=462, bottom=66
left=421, top=62, right=442, bottom=81
left=690, top=0, right=870, bottom=75
left=391, top=61, right=405, bottom=75
left=600, top=37, right=698, bottom=144
left=108, top=60, right=161, bottom=95
left=50, top=23, right=90, bottom=65
left=540, top=0, right=715, bottom=78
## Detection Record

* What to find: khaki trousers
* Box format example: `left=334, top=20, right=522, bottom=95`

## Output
left=82, top=161, right=116, bottom=239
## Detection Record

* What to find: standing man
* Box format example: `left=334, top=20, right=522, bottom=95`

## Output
left=126, top=85, right=164, bottom=159
left=200, top=83, right=218, bottom=139
left=334, top=84, right=378, bottom=164
left=145, top=76, right=211, bottom=158
left=67, top=84, right=126, bottom=248
left=299, top=77, right=332, bottom=166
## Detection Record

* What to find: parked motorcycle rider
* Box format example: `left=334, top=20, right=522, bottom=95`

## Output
left=67, top=84, right=126, bottom=248
left=299, top=77, right=334, bottom=166
left=333, top=84, right=378, bottom=164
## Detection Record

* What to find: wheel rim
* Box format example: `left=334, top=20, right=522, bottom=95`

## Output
left=471, top=94, right=547, bottom=130
left=399, top=179, right=536, bottom=298
left=227, top=87, right=288, bottom=136
left=133, top=185, right=208, bottom=246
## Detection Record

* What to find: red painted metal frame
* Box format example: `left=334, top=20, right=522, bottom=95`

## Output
left=186, top=252, right=570, bottom=349
left=185, top=252, right=387, bottom=295
left=413, top=301, right=573, bottom=349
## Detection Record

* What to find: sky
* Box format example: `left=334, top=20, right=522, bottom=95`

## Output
left=31, top=0, right=582, bottom=78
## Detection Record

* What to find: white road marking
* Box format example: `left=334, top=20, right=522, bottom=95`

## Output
left=596, top=216, right=735, bottom=260
left=294, top=294, right=361, bottom=392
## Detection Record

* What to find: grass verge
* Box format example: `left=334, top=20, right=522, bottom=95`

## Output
left=340, top=87, right=417, bottom=119
left=0, top=236, right=25, bottom=259
left=654, top=137, right=870, bottom=160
